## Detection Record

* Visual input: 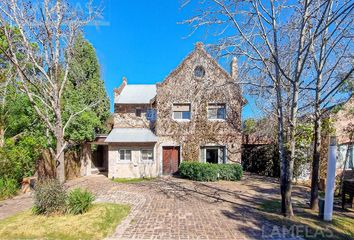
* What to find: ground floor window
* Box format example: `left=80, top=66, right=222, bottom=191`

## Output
left=200, top=146, right=226, bottom=164
left=141, top=149, right=154, bottom=161
left=118, top=149, right=132, bottom=162
left=337, top=144, right=354, bottom=170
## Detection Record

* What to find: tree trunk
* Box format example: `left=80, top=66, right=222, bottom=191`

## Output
left=0, top=125, right=4, bottom=148
left=310, top=113, right=321, bottom=210
left=56, top=136, right=65, bottom=183
left=55, top=122, right=66, bottom=183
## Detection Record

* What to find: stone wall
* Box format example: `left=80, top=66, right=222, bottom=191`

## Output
left=113, top=104, right=155, bottom=129
left=155, top=43, right=243, bottom=163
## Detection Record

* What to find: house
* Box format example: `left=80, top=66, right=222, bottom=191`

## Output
left=325, top=96, right=354, bottom=178
left=84, top=42, right=244, bottom=179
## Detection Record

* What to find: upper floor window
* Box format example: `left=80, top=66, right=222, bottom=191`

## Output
left=194, top=65, right=205, bottom=78
left=141, top=149, right=154, bottom=161
left=208, top=103, right=226, bottom=120
left=173, top=104, right=191, bottom=120
left=118, top=149, right=132, bottom=162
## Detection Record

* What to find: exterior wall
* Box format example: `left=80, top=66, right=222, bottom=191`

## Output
left=332, top=97, right=354, bottom=145
left=113, top=104, right=155, bottom=129
left=108, top=142, right=158, bottom=178
left=155, top=44, right=243, bottom=163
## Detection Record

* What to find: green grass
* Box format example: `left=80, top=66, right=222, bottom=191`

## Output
left=259, top=199, right=354, bottom=240
left=0, top=203, right=131, bottom=240
left=112, top=177, right=155, bottom=184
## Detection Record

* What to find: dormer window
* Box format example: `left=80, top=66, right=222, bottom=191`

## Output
left=173, top=104, right=191, bottom=120
left=194, top=66, right=205, bottom=78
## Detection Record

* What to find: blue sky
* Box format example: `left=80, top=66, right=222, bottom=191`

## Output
left=83, top=0, right=258, bottom=119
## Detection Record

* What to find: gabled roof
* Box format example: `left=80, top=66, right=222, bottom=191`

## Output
left=157, top=42, right=233, bottom=86
left=115, top=84, right=156, bottom=104
left=105, top=128, right=157, bottom=143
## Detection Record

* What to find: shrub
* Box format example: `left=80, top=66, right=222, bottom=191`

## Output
left=0, top=178, right=18, bottom=200
left=179, top=162, right=243, bottom=181
left=33, top=179, right=67, bottom=215
left=179, top=162, right=219, bottom=181
left=66, top=188, right=95, bottom=215
left=217, top=164, right=243, bottom=181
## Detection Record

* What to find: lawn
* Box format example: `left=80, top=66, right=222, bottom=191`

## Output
left=112, top=177, right=155, bottom=184
left=0, top=203, right=130, bottom=240
left=258, top=199, right=354, bottom=240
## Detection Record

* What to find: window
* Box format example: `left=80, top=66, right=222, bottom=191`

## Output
left=194, top=65, right=205, bottom=78
left=135, top=108, right=142, bottom=117
left=173, top=104, right=191, bottom=120
left=200, top=146, right=226, bottom=164
left=141, top=149, right=154, bottom=161
left=208, top=104, right=226, bottom=120
left=118, top=149, right=131, bottom=162
left=337, top=144, right=354, bottom=170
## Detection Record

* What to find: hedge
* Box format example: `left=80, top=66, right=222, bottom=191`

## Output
left=179, top=162, right=243, bottom=182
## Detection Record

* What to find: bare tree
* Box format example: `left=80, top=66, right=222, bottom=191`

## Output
left=183, top=0, right=353, bottom=217
left=0, top=0, right=101, bottom=182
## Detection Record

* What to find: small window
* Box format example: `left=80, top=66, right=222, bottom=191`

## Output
left=194, top=65, right=205, bottom=78
left=118, top=149, right=132, bottom=161
left=208, top=104, right=226, bottom=120
left=141, top=149, right=154, bottom=161
left=172, top=104, right=191, bottom=120
left=135, top=108, right=142, bottom=117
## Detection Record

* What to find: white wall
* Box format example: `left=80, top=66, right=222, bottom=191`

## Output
left=108, top=143, right=159, bottom=179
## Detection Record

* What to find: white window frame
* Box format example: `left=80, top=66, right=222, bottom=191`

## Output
left=200, top=145, right=227, bottom=164
left=117, top=149, right=132, bottom=163
left=140, top=148, right=154, bottom=162
left=172, top=103, right=191, bottom=121
left=207, top=103, right=226, bottom=121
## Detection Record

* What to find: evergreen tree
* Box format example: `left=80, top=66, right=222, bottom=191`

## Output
left=62, top=34, right=110, bottom=143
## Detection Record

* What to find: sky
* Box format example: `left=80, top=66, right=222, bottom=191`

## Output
left=83, top=0, right=258, bottom=119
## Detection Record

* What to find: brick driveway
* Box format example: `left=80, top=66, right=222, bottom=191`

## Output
left=0, top=174, right=307, bottom=240
left=70, top=174, right=307, bottom=240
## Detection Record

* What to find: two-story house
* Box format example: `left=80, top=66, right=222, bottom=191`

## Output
left=92, top=43, right=243, bottom=179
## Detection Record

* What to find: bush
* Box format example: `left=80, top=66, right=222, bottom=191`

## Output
left=66, top=188, right=95, bottom=215
left=0, top=178, right=18, bottom=200
left=33, top=179, right=67, bottom=215
left=217, top=164, right=243, bottom=181
left=179, top=162, right=219, bottom=181
left=179, top=162, right=243, bottom=181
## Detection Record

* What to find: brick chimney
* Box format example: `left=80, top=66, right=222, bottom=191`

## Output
left=114, top=77, right=127, bottom=99
left=230, top=57, right=238, bottom=80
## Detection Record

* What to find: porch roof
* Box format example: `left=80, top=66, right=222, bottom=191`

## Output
left=105, top=128, right=158, bottom=143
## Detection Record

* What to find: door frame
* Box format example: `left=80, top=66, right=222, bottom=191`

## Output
left=159, top=143, right=182, bottom=176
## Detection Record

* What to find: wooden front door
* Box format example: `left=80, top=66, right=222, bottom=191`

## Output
left=162, top=147, right=180, bottom=175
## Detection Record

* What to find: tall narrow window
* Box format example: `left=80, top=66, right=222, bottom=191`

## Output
left=208, top=104, right=226, bottom=120
left=173, top=104, right=191, bottom=120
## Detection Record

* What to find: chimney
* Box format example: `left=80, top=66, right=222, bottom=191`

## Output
left=114, top=77, right=127, bottom=99
left=230, top=57, right=238, bottom=80
left=195, top=42, right=204, bottom=50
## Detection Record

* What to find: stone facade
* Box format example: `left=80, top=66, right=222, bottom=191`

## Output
left=155, top=43, right=243, bottom=163
left=106, top=42, right=244, bottom=178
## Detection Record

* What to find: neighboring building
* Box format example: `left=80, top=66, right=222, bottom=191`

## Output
left=85, top=42, right=244, bottom=178
left=327, top=96, right=354, bottom=176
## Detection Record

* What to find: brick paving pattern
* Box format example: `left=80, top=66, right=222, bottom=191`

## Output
left=0, top=174, right=307, bottom=239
